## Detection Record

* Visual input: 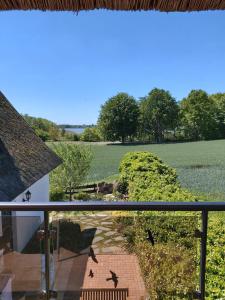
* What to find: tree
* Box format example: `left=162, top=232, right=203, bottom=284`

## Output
left=210, top=93, right=225, bottom=138
left=80, top=127, right=102, bottom=142
left=139, top=88, right=179, bottom=143
left=23, top=114, right=61, bottom=141
left=98, top=93, right=139, bottom=143
left=180, top=90, right=217, bottom=140
left=50, top=143, right=93, bottom=201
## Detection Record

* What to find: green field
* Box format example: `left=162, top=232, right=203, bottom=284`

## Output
left=87, top=140, right=225, bottom=201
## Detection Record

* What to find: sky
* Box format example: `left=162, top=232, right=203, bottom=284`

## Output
left=0, top=9, right=225, bottom=124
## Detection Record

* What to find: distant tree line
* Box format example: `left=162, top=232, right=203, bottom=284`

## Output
left=97, top=89, right=225, bottom=143
left=23, top=114, right=79, bottom=142
left=24, top=89, right=225, bottom=144
left=59, top=124, right=95, bottom=129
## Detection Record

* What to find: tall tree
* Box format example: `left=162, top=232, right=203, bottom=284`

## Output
left=180, top=90, right=217, bottom=140
left=139, top=88, right=179, bottom=143
left=210, top=93, right=225, bottom=138
left=98, top=93, right=139, bottom=143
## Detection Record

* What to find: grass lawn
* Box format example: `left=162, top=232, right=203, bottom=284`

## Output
left=86, top=140, right=225, bottom=201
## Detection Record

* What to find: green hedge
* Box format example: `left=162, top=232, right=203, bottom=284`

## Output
left=117, top=152, right=225, bottom=299
left=119, top=151, right=196, bottom=201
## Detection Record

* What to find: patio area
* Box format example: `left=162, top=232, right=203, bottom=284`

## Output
left=0, top=214, right=147, bottom=300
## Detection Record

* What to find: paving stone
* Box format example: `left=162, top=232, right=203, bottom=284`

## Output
left=101, top=247, right=114, bottom=254
left=101, top=221, right=113, bottom=225
left=93, top=236, right=104, bottom=243
left=97, top=226, right=110, bottom=231
left=114, top=236, right=125, bottom=242
left=101, top=246, right=123, bottom=253
left=105, top=231, right=116, bottom=237
left=103, top=239, right=112, bottom=245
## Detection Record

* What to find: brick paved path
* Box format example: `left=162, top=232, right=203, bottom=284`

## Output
left=53, top=214, right=148, bottom=300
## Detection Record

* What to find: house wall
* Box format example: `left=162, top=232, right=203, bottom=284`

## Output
left=12, top=174, right=49, bottom=252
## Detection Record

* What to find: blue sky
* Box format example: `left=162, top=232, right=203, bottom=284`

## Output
left=0, top=10, right=225, bottom=124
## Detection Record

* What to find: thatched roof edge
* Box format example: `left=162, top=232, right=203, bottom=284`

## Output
left=0, top=0, right=225, bottom=12
left=0, top=91, right=62, bottom=201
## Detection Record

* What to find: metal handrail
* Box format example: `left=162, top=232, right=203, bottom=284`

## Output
left=2, top=201, right=225, bottom=300
left=0, top=201, right=225, bottom=211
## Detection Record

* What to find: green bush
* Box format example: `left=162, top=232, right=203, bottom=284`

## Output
left=49, top=143, right=93, bottom=201
left=119, top=151, right=196, bottom=201
left=137, top=241, right=196, bottom=299
left=50, top=188, right=65, bottom=201
left=75, top=192, right=91, bottom=200
left=35, top=128, right=50, bottom=142
left=23, top=114, right=61, bottom=141
left=80, top=127, right=102, bottom=142
left=116, top=214, right=197, bottom=299
left=119, top=152, right=177, bottom=183
left=206, top=215, right=225, bottom=299
left=64, top=131, right=80, bottom=141
left=117, top=152, right=225, bottom=298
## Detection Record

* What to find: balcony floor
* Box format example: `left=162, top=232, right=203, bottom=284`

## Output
left=54, top=249, right=147, bottom=300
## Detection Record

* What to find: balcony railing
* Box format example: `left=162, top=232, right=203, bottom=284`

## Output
left=0, top=201, right=224, bottom=300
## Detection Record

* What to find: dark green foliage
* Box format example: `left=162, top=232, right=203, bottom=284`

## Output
left=75, top=192, right=91, bottom=200
left=96, top=88, right=225, bottom=143
left=180, top=90, right=218, bottom=140
left=23, top=114, right=61, bottom=141
left=206, top=215, right=225, bottom=299
left=116, top=214, right=197, bottom=299
left=118, top=151, right=196, bottom=201
left=98, top=92, right=139, bottom=143
left=34, top=128, right=50, bottom=141
left=80, top=127, right=102, bottom=142
left=50, top=143, right=93, bottom=201
left=64, top=131, right=80, bottom=141
left=139, top=88, right=179, bottom=143
left=23, top=114, right=79, bottom=142
left=210, top=93, right=225, bottom=139
left=50, top=188, right=65, bottom=201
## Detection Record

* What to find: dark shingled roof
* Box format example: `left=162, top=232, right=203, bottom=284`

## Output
left=0, top=0, right=225, bottom=12
left=0, top=91, right=62, bottom=201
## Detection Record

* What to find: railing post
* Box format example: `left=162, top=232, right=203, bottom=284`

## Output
left=200, top=210, right=208, bottom=300
left=44, top=211, right=50, bottom=300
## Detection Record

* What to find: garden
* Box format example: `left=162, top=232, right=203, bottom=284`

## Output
left=48, top=142, right=225, bottom=299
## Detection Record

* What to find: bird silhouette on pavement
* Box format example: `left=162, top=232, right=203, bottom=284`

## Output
left=89, top=247, right=98, bottom=263
left=106, top=270, right=119, bottom=288
left=88, top=269, right=94, bottom=278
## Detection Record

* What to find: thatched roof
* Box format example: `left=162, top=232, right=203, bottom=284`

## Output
left=0, top=0, right=225, bottom=12
left=0, top=92, right=62, bottom=201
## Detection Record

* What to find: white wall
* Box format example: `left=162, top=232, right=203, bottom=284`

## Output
left=14, top=174, right=49, bottom=206
left=12, top=174, right=49, bottom=252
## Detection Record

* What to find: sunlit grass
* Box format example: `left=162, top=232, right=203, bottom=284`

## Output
left=86, top=140, right=225, bottom=201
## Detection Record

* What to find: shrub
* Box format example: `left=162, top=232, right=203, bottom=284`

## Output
left=35, top=128, right=50, bottom=142
left=206, top=215, right=225, bottom=299
left=49, top=143, right=93, bottom=201
left=23, top=114, right=61, bottom=141
left=50, top=188, right=65, bottom=201
left=119, top=152, right=177, bottom=184
left=116, top=214, right=197, bottom=299
left=118, top=151, right=196, bottom=201
left=75, top=192, right=91, bottom=200
left=80, top=127, right=102, bottom=142
left=64, top=132, right=80, bottom=141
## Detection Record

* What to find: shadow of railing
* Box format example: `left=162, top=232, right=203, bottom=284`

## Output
left=63, top=288, right=129, bottom=300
